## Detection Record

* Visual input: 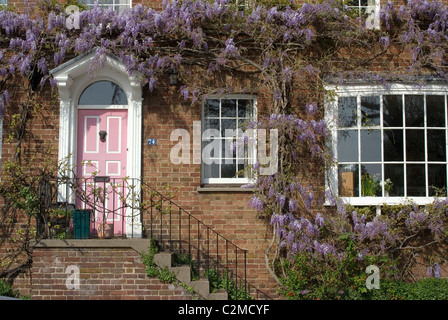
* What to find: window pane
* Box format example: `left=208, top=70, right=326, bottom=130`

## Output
left=80, top=0, right=130, bottom=11
left=203, top=163, right=220, bottom=178
left=338, top=164, right=359, bottom=197
left=383, top=129, right=403, bottom=161
left=405, top=95, right=424, bottom=127
left=204, top=99, right=219, bottom=117
left=428, top=164, right=447, bottom=196
left=238, top=119, right=252, bottom=131
left=337, top=130, right=358, bottom=162
left=361, top=96, right=380, bottom=126
left=221, top=161, right=237, bottom=178
left=221, top=119, right=236, bottom=137
left=361, top=129, right=381, bottom=162
left=384, top=164, right=404, bottom=196
left=338, top=97, right=357, bottom=127
left=238, top=161, right=250, bottom=178
left=238, top=99, right=253, bottom=118
left=427, top=129, right=446, bottom=161
left=361, top=164, right=382, bottom=197
left=427, top=95, right=445, bottom=127
left=202, top=139, right=220, bottom=158
left=406, top=129, right=425, bottom=161
left=204, top=119, right=219, bottom=131
left=383, top=95, right=403, bottom=127
left=221, top=99, right=237, bottom=117
left=406, top=164, right=426, bottom=196
left=222, top=139, right=235, bottom=159
left=346, top=0, right=359, bottom=6
left=78, top=81, right=127, bottom=105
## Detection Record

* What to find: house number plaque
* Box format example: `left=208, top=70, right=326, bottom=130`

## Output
left=147, top=139, right=157, bottom=146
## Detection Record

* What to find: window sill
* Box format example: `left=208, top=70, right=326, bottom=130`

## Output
left=197, top=185, right=255, bottom=193
left=325, top=196, right=444, bottom=207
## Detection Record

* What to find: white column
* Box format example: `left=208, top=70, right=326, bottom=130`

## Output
left=126, top=77, right=143, bottom=238
left=55, top=75, right=75, bottom=204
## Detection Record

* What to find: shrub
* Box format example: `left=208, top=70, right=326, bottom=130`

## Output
left=407, top=278, right=448, bottom=300
left=0, top=279, right=19, bottom=298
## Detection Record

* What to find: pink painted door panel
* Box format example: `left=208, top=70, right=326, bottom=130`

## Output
left=77, top=109, right=128, bottom=237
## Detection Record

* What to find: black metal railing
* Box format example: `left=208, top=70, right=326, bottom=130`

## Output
left=36, top=176, right=271, bottom=300
left=142, top=184, right=272, bottom=300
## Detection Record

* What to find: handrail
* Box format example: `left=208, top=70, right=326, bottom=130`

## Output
left=38, top=176, right=272, bottom=300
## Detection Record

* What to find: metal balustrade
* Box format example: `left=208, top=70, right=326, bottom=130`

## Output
left=35, top=176, right=271, bottom=300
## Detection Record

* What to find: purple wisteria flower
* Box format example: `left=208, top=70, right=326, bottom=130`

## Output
left=277, top=194, right=286, bottom=208
left=223, top=38, right=239, bottom=57
left=305, top=102, right=318, bottom=115
left=314, top=213, right=324, bottom=227
left=250, top=196, right=264, bottom=212
left=288, top=199, right=298, bottom=213
left=427, top=263, right=442, bottom=278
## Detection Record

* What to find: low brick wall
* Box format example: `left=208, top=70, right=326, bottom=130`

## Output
left=30, top=240, right=193, bottom=300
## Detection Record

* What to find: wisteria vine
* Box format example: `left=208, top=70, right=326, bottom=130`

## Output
left=0, top=0, right=448, bottom=295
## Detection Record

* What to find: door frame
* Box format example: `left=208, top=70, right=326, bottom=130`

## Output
left=50, top=50, right=143, bottom=237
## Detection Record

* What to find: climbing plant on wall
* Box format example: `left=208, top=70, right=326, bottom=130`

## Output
left=0, top=0, right=447, bottom=297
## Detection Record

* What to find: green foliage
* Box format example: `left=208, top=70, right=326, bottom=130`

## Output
left=173, top=253, right=199, bottom=280
left=254, top=0, right=297, bottom=10
left=0, top=279, right=19, bottom=298
left=361, top=174, right=380, bottom=196
left=14, top=187, right=40, bottom=217
left=204, top=269, right=254, bottom=300
left=38, top=0, right=88, bottom=11
left=342, top=279, right=409, bottom=300
left=277, top=199, right=448, bottom=300
left=343, top=278, right=448, bottom=300
left=158, top=267, right=176, bottom=283
left=48, top=209, right=73, bottom=239
left=407, top=278, right=448, bottom=300
left=141, top=239, right=180, bottom=284
left=278, top=237, right=395, bottom=300
left=142, top=238, right=161, bottom=278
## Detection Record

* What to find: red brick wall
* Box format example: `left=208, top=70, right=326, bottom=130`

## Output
left=6, top=0, right=165, bottom=12
left=8, top=0, right=448, bottom=14
left=2, top=0, right=447, bottom=301
left=0, top=81, right=279, bottom=299
left=31, top=247, right=193, bottom=300
left=139, top=85, right=278, bottom=297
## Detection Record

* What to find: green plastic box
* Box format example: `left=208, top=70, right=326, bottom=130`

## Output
left=73, top=209, right=91, bottom=239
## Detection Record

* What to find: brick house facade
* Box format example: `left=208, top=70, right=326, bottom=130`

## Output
left=0, top=0, right=447, bottom=300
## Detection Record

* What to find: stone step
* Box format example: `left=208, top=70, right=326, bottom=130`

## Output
left=153, top=252, right=173, bottom=268
left=208, top=290, right=228, bottom=300
left=153, top=252, right=228, bottom=300
left=188, top=279, right=210, bottom=298
left=170, top=266, right=191, bottom=283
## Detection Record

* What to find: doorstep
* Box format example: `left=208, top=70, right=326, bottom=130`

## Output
left=32, top=239, right=152, bottom=255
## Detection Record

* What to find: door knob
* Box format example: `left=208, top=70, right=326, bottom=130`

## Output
left=99, top=130, right=107, bottom=142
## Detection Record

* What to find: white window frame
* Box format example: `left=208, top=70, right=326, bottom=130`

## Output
left=227, top=0, right=247, bottom=10
left=80, top=0, right=132, bottom=12
left=344, top=0, right=380, bottom=30
left=325, top=82, right=448, bottom=206
left=201, top=94, right=257, bottom=185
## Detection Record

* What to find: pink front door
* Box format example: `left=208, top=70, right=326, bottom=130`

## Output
left=77, top=109, right=128, bottom=237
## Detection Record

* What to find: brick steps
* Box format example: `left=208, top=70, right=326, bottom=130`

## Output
left=154, top=252, right=228, bottom=300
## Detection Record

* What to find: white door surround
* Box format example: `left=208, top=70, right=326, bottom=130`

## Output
left=50, top=50, right=143, bottom=237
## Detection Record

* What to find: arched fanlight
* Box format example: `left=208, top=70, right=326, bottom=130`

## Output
left=79, top=81, right=128, bottom=105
